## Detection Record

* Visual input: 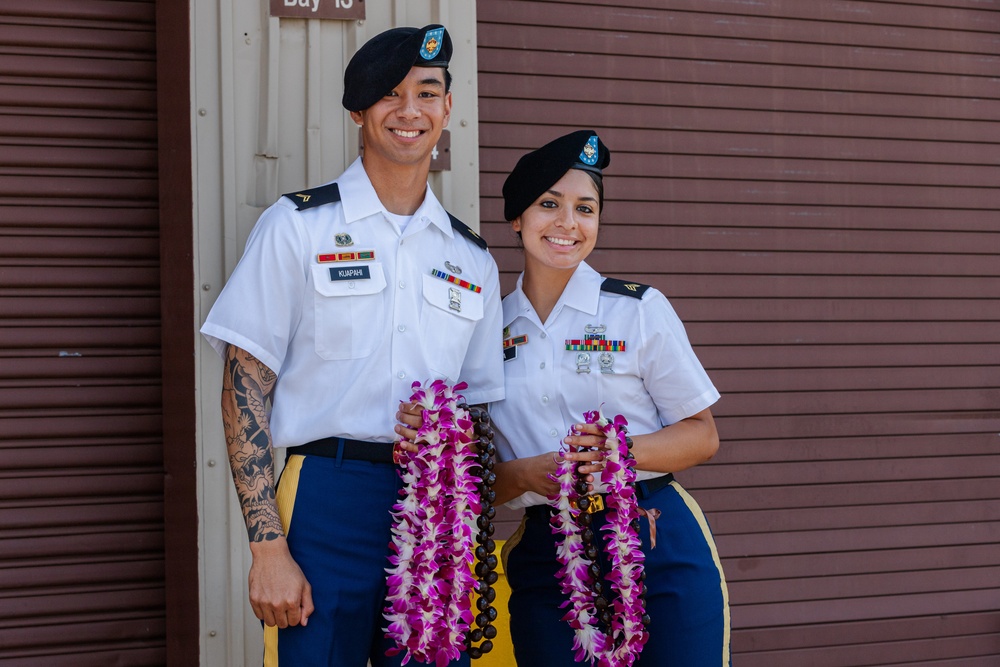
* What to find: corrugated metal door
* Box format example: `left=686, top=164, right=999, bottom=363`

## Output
left=479, top=1, right=1000, bottom=664
left=0, top=2, right=165, bottom=665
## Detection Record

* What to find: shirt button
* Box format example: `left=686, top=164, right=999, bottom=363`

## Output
left=399, top=281, right=406, bottom=289
left=549, top=428, right=559, bottom=437
left=397, top=371, right=406, bottom=379
left=540, top=332, right=547, bottom=339
left=348, top=281, right=355, bottom=289
left=541, top=395, right=549, bottom=404
left=539, top=362, right=545, bottom=369
left=398, top=325, right=406, bottom=332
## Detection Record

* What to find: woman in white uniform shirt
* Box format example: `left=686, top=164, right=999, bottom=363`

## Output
left=490, top=131, right=731, bottom=667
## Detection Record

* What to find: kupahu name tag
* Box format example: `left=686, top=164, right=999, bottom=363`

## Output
left=329, top=265, right=371, bottom=281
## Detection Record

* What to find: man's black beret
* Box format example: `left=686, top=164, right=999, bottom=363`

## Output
left=342, top=24, right=452, bottom=112
left=502, top=130, right=611, bottom=221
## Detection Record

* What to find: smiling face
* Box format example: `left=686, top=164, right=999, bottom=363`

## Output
left=350, top=65, right=451, bottom=169
left=512, top=168, right=601, bottom=275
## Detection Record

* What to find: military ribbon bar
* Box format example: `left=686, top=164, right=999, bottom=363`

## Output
left=431, top=268, right=482, bottom=293
left=318, top=250, right=375, bottom=263
left=503, top=334, right=528, bottom=349
left=565, top=339, right=626, bottom=352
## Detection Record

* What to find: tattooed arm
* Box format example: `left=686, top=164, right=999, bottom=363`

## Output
left=222, top=344, right=314, bottom=628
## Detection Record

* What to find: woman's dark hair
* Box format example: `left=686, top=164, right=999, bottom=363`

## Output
left=582, top=169, right=605, bottom=212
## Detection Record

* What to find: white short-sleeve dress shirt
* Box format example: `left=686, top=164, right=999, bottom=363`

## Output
left=201, top=157, right=505, bottom=448
left=490, top=261, right=719, bottom=509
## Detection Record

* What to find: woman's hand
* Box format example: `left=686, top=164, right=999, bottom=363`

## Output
left=492, top=423, right=613, bottom=504
left=563, top=421, right=611, bottom=480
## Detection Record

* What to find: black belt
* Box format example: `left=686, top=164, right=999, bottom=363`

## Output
left=525, top=473, right=674, bottom=520
left=287, top=437, right=395, bottom=464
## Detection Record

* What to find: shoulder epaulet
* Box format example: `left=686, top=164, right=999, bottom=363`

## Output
left=448, top=212, right=488, bottom=250
left=601, top=277, right=651, bottom=299
left=281, top=183, right=341, bottom=211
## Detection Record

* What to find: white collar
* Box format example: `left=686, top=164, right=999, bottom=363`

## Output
left=505, top=262, right=602, bottom=327
left=336, top=158, right=454, bottom=238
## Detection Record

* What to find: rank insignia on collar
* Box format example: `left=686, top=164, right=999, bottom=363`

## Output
left=579, top=135, right=600, bottom=166
left=335, top=233, right=353, bottom=247
left=420, top=28, right=445, bottom=60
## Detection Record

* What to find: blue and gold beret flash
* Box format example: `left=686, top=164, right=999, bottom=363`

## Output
left=501, top=130, right=611, bottom=221
left=342, top=24, right=452, bottom=112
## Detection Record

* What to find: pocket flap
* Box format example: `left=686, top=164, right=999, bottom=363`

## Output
left=422, top=273, right=483, bottom=321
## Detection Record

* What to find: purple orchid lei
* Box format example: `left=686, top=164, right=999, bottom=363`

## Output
left=384, top=380, right=480, bottom=666
left=548, top=409, right=649, bottom=667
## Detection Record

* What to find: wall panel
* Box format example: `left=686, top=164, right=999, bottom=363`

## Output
left=0, top=1, right=165, bottom=663
left=478, top=1, right=1000, bottom=663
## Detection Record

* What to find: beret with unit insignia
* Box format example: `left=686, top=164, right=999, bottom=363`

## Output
left=343, top=24, right=453, bottom=112
left=502, top=130, right=611, bottom=221
left=601, top=277, right=650, bottom=299
left=448, top=212, right=488, bottom=250
left=282, top=183, right=342, bottom=211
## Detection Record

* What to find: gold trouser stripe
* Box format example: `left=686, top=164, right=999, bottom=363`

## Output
left=500, top=514, right=527, bottom=574
left=670, top=480, right=732, bottom=667
left=263, top=454, right=305, bottom=667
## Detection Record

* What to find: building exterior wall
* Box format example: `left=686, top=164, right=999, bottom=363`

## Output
left=0, top=2, right=168, bottom=664
left=477, top=1, right=1000, bottom=664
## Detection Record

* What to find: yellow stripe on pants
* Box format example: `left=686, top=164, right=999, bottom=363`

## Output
left=262, top=454, right=305, bottom=667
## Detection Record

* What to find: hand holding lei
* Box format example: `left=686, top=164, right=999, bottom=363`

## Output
left=548, top=409, right=650, bottom=666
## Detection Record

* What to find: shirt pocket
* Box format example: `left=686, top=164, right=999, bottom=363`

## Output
left=312, top=262, right=387, bottom=360
left=420, top=273, right=484, bottom=379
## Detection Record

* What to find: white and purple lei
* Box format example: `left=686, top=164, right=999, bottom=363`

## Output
left=549, top=409, right=649, bottom=667
left=384, top=380, right=480, bottom=666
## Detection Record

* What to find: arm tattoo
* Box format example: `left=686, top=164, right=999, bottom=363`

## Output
left=221, top=344, right=283, bottom=542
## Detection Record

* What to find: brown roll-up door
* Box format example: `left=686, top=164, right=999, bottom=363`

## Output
left=0, top=2, right=165, bottom=664
left=479, top=1, right=1000, bottom=664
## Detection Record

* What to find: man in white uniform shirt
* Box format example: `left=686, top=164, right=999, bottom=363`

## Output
left=200, top=24, right=503, bottom=667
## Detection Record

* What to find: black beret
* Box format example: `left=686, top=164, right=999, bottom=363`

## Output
left=342, top=24, right=452, bottom=112
left=502, top=130, right=611, bottom=221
